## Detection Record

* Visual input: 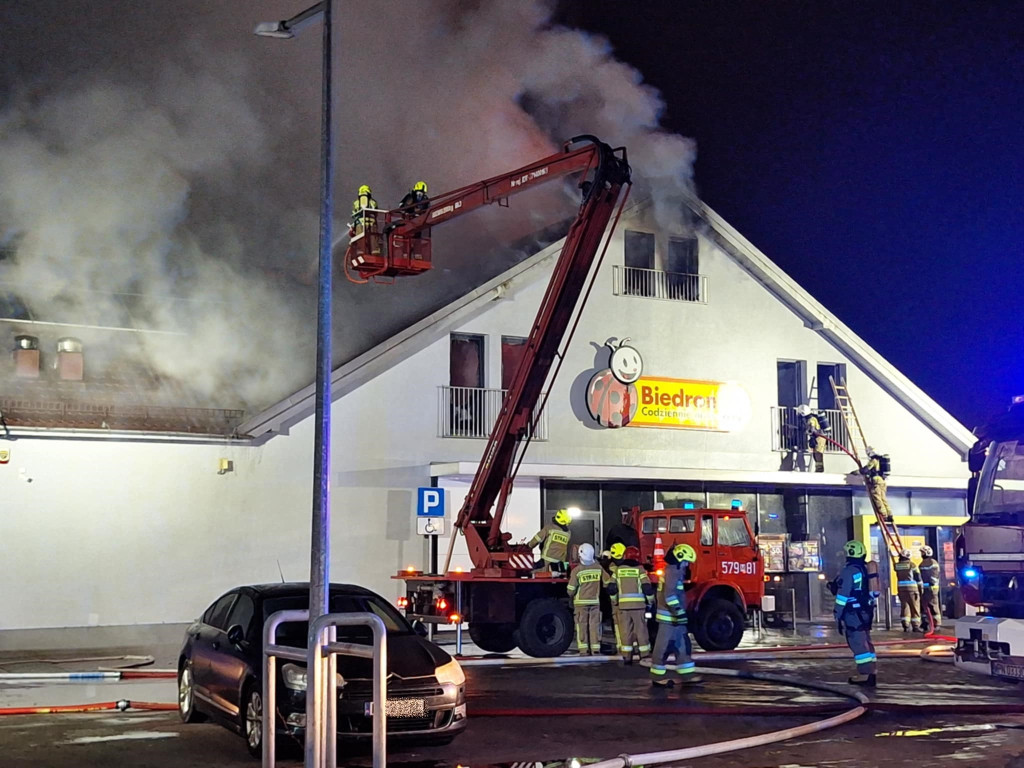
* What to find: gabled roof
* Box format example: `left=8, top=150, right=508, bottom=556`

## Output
left=242, top=197, right=974, bottom=455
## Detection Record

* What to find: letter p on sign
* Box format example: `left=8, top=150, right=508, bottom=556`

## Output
left=417, top=487, right=445, bottom=517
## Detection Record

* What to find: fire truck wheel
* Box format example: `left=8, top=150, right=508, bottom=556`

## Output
left=514, top=598, right=574, bottom=658
left=693, top=598, right=746, bottom=651
left=468, top=622, right=518, bottom=653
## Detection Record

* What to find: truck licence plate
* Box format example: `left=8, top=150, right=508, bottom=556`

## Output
left=993, top=661, right=1024, bottom=680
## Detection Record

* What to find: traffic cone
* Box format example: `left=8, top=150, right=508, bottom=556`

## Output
left=653, top=534, right=666, bottom=575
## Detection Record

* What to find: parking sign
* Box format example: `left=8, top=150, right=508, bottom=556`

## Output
left=417, top=487, right=445, bottom=517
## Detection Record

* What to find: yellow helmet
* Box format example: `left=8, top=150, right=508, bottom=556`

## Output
left=358, top=184, right=372, bottom=195
left=672, top=543, right=697, bottom=563
left=609, top=542, right=626, bottom=560
left=413, top=181, right=427, bottom=193
left=844, top=540, right=866, bottom=559
left=554, top=509, right=571, bottom=527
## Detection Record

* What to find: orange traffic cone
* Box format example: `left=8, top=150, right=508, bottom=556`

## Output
left=653, top=534, right=666, bottom=575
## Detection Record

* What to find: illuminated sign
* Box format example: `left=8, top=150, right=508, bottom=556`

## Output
left=586, top=339, right=750, bottom=432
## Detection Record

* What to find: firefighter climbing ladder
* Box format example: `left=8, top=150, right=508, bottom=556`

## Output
left=829, top=376, right=905, bottom=557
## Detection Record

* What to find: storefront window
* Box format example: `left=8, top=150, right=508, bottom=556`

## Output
left=909, top=491, right=967, bottom=517
left=708, top=492, right=757, bottom=513
left=657, top=489, right=705, bottom=509
left=544, top=482, right=599, bottom=513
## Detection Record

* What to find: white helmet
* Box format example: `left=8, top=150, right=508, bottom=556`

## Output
left=900, top=548, right=912, bottom=559
left=920, top=545, right=933, bottom=558
left=795, top=404, right=811, bottom=417
left=578, top=543, right=596, bottom=565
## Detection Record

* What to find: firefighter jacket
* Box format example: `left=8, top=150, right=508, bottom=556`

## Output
left=351, top=192, right=378, bottom=218
left=605, top=560, right=654, bottom=608
left=566, top=563, right=605, bottom=607
left=895, top=558, right=923, bottom=592
left=919, top=557, right=940, bottom=589
left=833, top=557, right=874, bottom=629
left=654, top=560, right=688, bottom=625
left=805, top=413, right=825, bottom=436
left=529, top=524, right=571, bottom=564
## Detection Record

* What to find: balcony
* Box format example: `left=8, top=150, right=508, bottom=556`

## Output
left=612, top=266, right=707, bottom=303
left=771, top=406, right=853, bottom=454
left=438, top=386, right=548, bottom=440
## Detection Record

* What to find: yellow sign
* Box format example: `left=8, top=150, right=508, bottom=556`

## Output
left=628, top=377, right=751, bottom=432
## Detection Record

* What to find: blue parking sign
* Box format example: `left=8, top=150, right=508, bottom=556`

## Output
left=417, top=487, right=445, bottom=517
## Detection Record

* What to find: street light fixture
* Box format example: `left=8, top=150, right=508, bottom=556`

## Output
left=255, top=3, right=336, bottom=767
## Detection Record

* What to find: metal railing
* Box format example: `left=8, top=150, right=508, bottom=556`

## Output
left=438, top=386, right=548, bottom=440
left=771, top=406, right=853, bottom=454
left=263, top=609, right=387, bottom=768
left=612, top=265, right=708, bottom=303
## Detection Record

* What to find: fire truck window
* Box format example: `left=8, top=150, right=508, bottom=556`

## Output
left=700, top=516, right=714, bottom=546
left=669, top=516, right=696, bottom=533
left=719, top=517, right=752, bottom=547
left=642, top=517, right=667, bottom=535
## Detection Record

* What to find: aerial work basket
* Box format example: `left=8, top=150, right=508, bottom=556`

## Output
left=344, top=209, right=433, bottom=283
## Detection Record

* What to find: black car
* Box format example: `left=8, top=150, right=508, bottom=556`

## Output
left=177, top=582, right=466, bottom=757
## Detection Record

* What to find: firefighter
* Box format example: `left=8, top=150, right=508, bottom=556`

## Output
left=351, top=184, right=378, bottom=237
left=605, top=544, right=654, bottom=664
left=834, top=539, right=877, bottom=686
left=566, top=543, right=604, bottom=655
left=896, top=548, right=923, bottom=632
left=399, top=181, right=429, bottom=215
left=796, top=404, right=827, bottom=472
left=919, top=545, right=942, bottom=631
left=861, top=449, right=894, bottom=522
left=529, top=509, right=572, bottom=574
left=650, top=543, right=701, bottom=688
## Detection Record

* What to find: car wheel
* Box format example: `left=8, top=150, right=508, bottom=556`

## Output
left=692, top=598, right=746, bottom=651
left=514, top=598, right=573, bottom=658
left=243, top=684, right=264, bottom=758
left=178, top=660, right=205, bottom=724
left=468, top=622, right=518, bottom=653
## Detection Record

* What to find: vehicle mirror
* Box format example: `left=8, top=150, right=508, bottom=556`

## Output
left=226, top=624, right=245, bottom=647
left=411, top=620, right=428, bottom=638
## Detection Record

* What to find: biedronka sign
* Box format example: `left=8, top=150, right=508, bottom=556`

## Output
left=586, top=339, right=750, bottom=432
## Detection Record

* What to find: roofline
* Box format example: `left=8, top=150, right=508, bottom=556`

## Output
left=686, top=196, right=975, bottom=457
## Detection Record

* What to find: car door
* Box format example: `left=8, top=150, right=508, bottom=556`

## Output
left=191, top=592, right=238, bottom=713
left=205, top=591, right=257, bottom=718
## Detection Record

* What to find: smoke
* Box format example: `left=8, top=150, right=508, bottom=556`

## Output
left=0, top=0, right=695, bottom=415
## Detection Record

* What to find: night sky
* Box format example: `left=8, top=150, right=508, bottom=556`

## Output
left=563, top=1, right=1023, bottom=431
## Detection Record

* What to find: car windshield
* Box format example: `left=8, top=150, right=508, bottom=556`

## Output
left=264, top=592, right=412, bottom=649
left=974, top=440, right=1024, bottom=520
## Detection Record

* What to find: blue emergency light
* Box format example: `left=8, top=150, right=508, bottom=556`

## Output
left=731, top=499, right=743, bottom=509
left=768, top=513, right=780, bottom=520
left=683, top=502, right=696, bottom=509
left=963, top=567, right=979, bottom=579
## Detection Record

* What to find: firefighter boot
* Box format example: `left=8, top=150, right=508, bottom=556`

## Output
left=848, top=673, right=876, bottom=687
left=677, top=674, right=704, bottom=685
left=650, top=678, right=673, bottom=690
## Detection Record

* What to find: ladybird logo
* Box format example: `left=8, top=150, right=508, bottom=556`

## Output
left=0, top=449, right=9, bottom=464
left=586, top=339, right=643, bottom=428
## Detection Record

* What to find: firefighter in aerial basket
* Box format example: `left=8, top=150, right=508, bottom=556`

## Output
left=566, top=543, right=604, bottom=655
left=833, top=540, right=878, bottom=686
left=350, top=184, right=378, bottom=238
left=650, top=543, right=702, bottom=688
left=529, top=509, right=572, bottom=575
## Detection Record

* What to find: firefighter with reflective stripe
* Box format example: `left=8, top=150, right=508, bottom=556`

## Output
left=399, top=180, right=430, bottom=216
left=351, top=184, right=378, bottom=238
left=918, top=545, right=942, bottom=630
left=896, top=548, right=924, bottom=632
left=566, top=543, right=604, bottom=654
left=834, top=539, right=877, bottom=686
left=796, top=404, right=828, bottom=473
left=529, top=509, right=572, bottom=574
left=861, top=449, right=894, bottom=522
left=650, top=543, right=701, bottom=688
left=605, top=544, right=654, bottom=664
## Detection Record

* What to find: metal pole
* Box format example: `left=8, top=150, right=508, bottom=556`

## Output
left=790, top=588, right=798, bottom=636
left=456, top=580, right=464, bottom=656
left=306, top=2, right=334, bottom=767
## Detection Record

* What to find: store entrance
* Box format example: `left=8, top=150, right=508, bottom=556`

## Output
left=869, top=523, right=958, bottom=625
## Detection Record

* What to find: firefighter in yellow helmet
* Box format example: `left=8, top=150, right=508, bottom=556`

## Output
left=919, top=545, right=942, bottom=631
left=895, top=548, right=924, bottom=632
left=833, top=539, right=877, bottom=685
left=566, top=543, right=604, bottom=654
left=399, top=180, right=430, bottom=216
left=529, top=509, right=572, bottom=575
left=861, top=449, right=894, bottom=522
left=650, top=542, right=701, bottom=687
left=351, top=184, right=379, bottom=239
left=605, top=544, right=654, bottom=664
left=796, top=404, right=827, bottom=472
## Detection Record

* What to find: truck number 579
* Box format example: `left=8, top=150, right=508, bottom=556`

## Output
left=722, top=561, right=757, bottom=575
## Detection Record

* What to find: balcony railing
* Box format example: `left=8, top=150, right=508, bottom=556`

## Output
left=771, top=406, right=853, bottom=454
left=612, top=266, right=707, bottom=303
left=438, top=386, right=548, bottom=440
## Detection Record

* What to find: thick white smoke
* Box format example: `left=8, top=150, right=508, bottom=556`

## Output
left=0, top=0, right=695, bottom=416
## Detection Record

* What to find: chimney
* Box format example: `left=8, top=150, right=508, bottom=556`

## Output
left=13, top=334, right=40, bottom=378
left=56, top=337, right=84, bottom=381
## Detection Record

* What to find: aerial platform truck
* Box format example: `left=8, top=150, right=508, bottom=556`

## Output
left=345, top=136, right=763, bottom=656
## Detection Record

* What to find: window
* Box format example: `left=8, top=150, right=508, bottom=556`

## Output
left=450, top=334, right=484, bottom=388
left=777, top=360, right=807, bottom=407
left=226, top=593, right=255, bottom=638
left=642, top=516, right=668, bottom=534
left=624, top=230, right=655, bottom=297
left=700, top=515, right=714, bottom=546
left=816, top=363, right=847, bottom=410
left=501, top=336, right=527, bottom=390
left=203, top=593, right=237, bottom=630
left=666, top=237, right=700, bottom=301
left=718, top=517, right=752, bottom=546
left=669, top=515, right=696, bottom=533
left=449, top=333, right=485, bottom=436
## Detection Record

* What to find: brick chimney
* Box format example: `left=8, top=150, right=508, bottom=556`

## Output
left=13, top=334, right=40, bottom=378
left=56, top=337, right=84, bottom=381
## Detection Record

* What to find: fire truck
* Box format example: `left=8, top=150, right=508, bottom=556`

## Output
left=346, top=136, right=762, bottom=656
left=954, top=396, right=1024, bottom=679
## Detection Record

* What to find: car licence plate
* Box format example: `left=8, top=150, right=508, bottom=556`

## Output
left=993, top=661, right=1024, bottom=680
left=364, top=698, right=426, bottom=718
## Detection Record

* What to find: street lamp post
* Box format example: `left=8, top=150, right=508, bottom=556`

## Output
left=255, top=3, right=334, bottom=767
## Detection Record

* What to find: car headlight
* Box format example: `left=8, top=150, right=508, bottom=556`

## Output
left=434, top=658, right=465, bottom=687
left=282, top=663, right=307, bottom=691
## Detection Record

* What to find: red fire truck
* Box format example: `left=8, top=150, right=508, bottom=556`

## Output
left=347, top=136, right=762, bottom=656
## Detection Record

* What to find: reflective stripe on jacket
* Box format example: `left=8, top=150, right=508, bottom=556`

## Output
left=567, top=563, right=605, bottom=606
left=655, top=561, right=688, bottom=624
left=608, top=564, right=652, bottom=607
left=919, top=558, right=940, bottom=588
left=895, top=560, right=922, bottom=590
left=529, top=525, right=570, bottom=563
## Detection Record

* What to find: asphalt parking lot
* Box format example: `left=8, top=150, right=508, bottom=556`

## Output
left=5, top=645, right=1024, bottom=767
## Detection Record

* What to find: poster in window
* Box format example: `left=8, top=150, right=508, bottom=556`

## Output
left=787, top=539, right=821, bottom=572
left=758, top=534, right=788, bottom=573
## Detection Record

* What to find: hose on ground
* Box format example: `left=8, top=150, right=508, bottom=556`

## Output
left=0, top=700, right=177, bottom=716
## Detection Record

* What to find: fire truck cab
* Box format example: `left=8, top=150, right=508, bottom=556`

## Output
left=636, top=504, right=764, bottom=651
